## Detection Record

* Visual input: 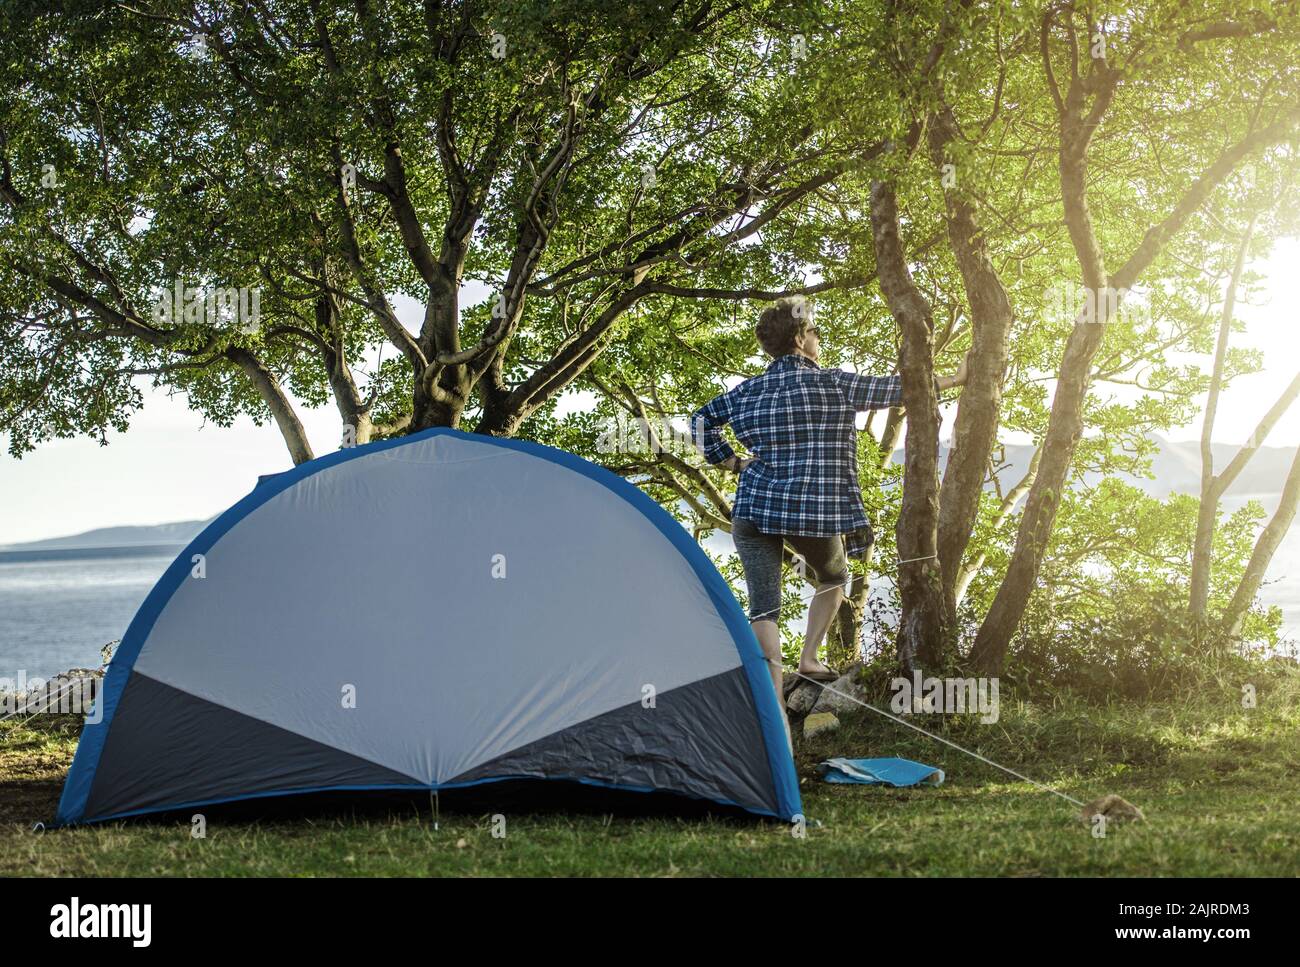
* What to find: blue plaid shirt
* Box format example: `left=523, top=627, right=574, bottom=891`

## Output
left=692, top=354, right=902, bottom=558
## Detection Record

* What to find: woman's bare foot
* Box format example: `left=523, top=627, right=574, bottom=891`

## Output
left=797, top=660, right=836, bottom=679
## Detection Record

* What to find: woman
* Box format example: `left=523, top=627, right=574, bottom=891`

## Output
left=692, top=297, right=966, bottom=736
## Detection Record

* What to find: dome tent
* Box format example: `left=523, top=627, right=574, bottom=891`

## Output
left=55, top=427, right=801, bottom=825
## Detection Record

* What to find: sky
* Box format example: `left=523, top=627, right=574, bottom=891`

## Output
left=2, top=240, right=1298, bottom=546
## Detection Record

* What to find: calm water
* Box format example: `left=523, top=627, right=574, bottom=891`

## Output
left=0, top=545, right=182, bottom=681
left=3, top=521, right=1298, bottom=682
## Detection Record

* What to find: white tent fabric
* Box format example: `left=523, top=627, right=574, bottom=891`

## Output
left=56, top=428, right=802, bottom=824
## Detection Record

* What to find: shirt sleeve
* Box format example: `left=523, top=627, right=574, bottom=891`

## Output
left=691, top=390, right=737, bottom=465
left=829, top=370, right=903, bottom=411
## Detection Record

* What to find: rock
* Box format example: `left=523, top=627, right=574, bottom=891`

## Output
left=810, top=669, right=868, bottom=715
left=786, top=680, right=823, bottom=715
left=1080, top=795, right=1144, bottom=823
left=803, top=712, right=840, bottom=740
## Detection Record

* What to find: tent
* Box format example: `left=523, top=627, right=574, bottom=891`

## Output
left=55, top=427, right=801, bottom=825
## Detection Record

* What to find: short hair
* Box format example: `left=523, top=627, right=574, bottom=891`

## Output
left=755, top=297, right=813, bottom=358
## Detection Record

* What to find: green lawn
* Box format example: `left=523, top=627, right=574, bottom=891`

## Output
left=3, top=670, right=1297, bottom=876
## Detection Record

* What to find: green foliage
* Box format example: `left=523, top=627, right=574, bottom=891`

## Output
left=972, top=480, right=1286, bottom=698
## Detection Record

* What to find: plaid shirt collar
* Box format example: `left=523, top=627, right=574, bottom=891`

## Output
left=769, top=353, right=818, bottom=372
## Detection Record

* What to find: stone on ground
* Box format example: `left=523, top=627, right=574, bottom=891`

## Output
left=786, top=680, right=823, bottom=715
left=803, top=711, right=840, bottom=740
left=810, top=668, right=868, bottom=715
left=1080, top=795, right=1145, bottom=823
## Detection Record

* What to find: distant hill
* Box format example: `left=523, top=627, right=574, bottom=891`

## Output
left=893, top=436, right=1296, bottom=500
left=1135, top=439, right=1296, bottom=498
left=0, top=518, right=213, bottom=552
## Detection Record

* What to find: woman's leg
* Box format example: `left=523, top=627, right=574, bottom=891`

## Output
left=749, top=618, right=788, bottom=743
left=730, top=519, right=793, bottom=746
left=801, top=582, right=843, bottom=674
left=787, top=534, right=851, bottom=675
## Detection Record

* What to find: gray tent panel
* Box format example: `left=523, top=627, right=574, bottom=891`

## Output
left=448, top=667, right=779, bottom=815
left=85, top=673, right=422, bottom=821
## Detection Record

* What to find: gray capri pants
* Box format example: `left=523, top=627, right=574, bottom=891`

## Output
left=731, top=517, right=850, bottom=622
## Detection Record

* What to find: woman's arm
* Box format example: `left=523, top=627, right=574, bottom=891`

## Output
left=691, top=391, right=739, bottom=465
left=831, top=353, right=968, bottom=411
left=829, top=371, right=903, bottom=411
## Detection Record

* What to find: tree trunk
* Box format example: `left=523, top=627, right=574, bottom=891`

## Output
left=928, top=108, right=1015, bottom=628
left=329, top=361, right=374, bottom=446
left=1191, top=372, right=1300, bottom=623
left=968, top=311, right=1103, bottom=673
left=870, top=181, right=947, bottom=674
left=954, top=445, right=1041, bottom=607
left=967, top=75, right=1115, bottom=676
left=410, top=272, right=470, bottom=431
left=411, top=382, right=465, bottom=430
left=1189, top=495, right=1220, bottom=620
left=1222, top=445, right=1300, bottom=636
left=226, top=347, right=315, bottom=465
left=1191, top=217, right=1256, bottom=618
left=316, top=290, right=376, bottom=447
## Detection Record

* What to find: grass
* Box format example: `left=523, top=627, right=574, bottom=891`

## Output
left=2, top=669, right=1298, bottom=876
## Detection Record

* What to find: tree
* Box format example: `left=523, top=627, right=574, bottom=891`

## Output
left=946, top=3, right=1300, bottom=673
left=1189, top=209, right=1300, bottom=632
left=1223, top=446, right=1300, bottom=636
left=2, top=0, right=880, bottom=457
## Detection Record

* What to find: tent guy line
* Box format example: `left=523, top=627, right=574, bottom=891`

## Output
left=747, top=581, right=846, bottom=622
left=776, top=661, right=1088, bottom=809
left=897, top=553, right=940, bottom=565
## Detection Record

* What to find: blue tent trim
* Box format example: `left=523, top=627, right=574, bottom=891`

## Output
left=54, top=427, right=802, bottom=826
left=63, top=773, right=784, bottom=827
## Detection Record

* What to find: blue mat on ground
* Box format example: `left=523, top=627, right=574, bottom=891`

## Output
left=817, top=757, right=945, bottom=787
